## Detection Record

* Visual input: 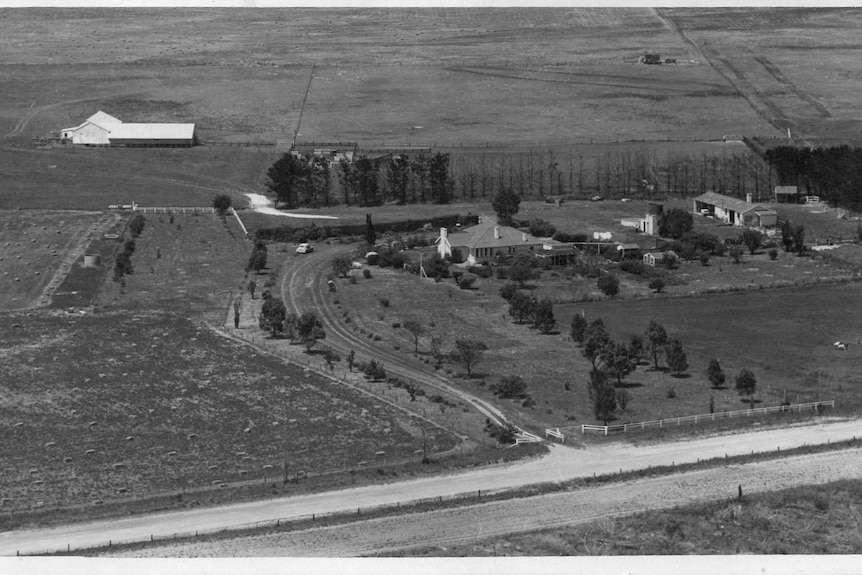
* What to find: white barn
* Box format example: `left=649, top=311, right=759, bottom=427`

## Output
left=61, top=111, right=196, bottom=147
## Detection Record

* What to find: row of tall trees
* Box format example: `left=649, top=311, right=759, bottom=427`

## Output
left=265, top=148, right=775, bottom=209
left=765, top=145, right=862, bottom=211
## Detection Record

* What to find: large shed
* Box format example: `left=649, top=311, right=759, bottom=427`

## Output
left=693, top=191, right=777, bottom=228
left=61, top=111, right=196, bottom=147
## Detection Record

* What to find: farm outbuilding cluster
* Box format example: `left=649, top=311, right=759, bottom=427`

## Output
left=693, top=191, right=777, bottom=228
left=61, top=111, right=196, bottom=147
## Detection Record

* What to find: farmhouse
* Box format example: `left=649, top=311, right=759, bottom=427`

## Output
left=61, top=111, right=196, bottom=147
left=440, top=216, right=566, bottom=265
left=693, top=191, right=777, bottom=228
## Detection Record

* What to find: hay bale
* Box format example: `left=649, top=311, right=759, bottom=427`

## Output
left=187, top=433, right=197, bottom=439
left=239, top=470, right=248, bottom=476
left=85, top=449, right=95, bottom=455
left=44, top=441, right=56, bottom=448
left=88, top=421, right=97, bottom=427
left=262, top=464, right=273, bottom=470
left=166, top=450, right=177, bottom=456
left=29, top=468, right=38, bottom=474
left=211, top=480, right=222, bottom=485
left=208, top=464, right=218, bottom=470
left=63, top=457, right=73, bottom=463
left=112, top=462, right=125, bottom=469
left=125, top=436, right=135, bottom=442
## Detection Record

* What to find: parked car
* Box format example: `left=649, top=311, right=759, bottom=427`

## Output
left=296, top=243, right=313, bottom=254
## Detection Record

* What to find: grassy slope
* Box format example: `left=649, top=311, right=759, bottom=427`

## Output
left=397, top=478, right=862, bottom=556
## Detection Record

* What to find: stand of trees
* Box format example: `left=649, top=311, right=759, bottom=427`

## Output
left=263, top=147, right=772, bottom=208
left=765, top=145, right=862, bottom=211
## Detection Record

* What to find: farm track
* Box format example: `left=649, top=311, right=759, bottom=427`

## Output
left=280, top=246, right=512, bottom=430
left=751, top=54, right=832, bottom=119
left=653, top=8, right=789, bottom=135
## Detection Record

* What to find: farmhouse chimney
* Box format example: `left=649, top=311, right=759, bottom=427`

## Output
left=522, top=233, right=528, bottom=242
left=746, top=193, right=753, bottom=203
left=440, top=227, right=448, bottom=239
left=494, top=226, right=500, bottom=239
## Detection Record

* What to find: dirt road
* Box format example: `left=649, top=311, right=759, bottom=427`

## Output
left=109, top=446, right=862, bottom=557
left=2, top=418, right=859, bottom=556
left=280, top=245, right=512, bottom=429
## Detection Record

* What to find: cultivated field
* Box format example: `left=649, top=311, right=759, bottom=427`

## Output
left=0, top=309, right=453, bottom=523
left=0, top=210, right=115, bottom=310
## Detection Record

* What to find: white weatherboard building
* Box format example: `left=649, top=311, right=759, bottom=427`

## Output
left=61, top=111, right=196, bottom=147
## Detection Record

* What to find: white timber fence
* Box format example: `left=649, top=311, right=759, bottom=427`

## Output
left=131, top=206, right=218, bottom=214
left=578, top=401, right=836, bottom=436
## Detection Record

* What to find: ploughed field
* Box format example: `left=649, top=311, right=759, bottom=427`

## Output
left=0, top=310, right=452, bottom=521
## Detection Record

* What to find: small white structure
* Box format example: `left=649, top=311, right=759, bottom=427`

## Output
left=435, top=227, right=452, bottom=259
left=593, top=231, right=613, bottom=241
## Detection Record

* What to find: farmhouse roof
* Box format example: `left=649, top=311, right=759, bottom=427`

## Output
left=447, top=221, right=553, bottom=250
left=694, top=191, right=768, bottom=215
left=108, top=123, right=196, bottom=140
left=617, top=243, right=640, bottom=251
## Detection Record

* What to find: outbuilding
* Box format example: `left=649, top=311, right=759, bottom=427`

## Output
left=442, top=216, right=562, bottom=265
left=693, top=191, right=777, bottom=228
left=61, top=111, right=196, bottom=147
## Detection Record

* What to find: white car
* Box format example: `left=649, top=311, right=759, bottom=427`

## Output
left=296, top=243, right=313, bottom=254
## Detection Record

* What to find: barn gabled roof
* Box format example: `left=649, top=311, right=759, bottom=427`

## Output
left=694, top=191, right=768, bottom=215
left=87, top=111, right=122, bottom=128
left=108, top=123, right=196, bottom=141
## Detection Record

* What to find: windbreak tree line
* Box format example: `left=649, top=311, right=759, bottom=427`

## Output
left=265, top=148, right=772, bottom=208
left=765, top=145, right=862, bottom=211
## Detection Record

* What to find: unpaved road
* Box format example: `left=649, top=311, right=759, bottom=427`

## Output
left=2, top=418, right=860, bottom=556
left=108, top=447, right=862, bottom=557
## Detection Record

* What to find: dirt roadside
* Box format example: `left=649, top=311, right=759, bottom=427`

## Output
left=106, top=447, right=862, bottom=557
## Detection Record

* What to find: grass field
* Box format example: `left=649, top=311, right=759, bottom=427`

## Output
left=397, top=477, right=862, bottom=556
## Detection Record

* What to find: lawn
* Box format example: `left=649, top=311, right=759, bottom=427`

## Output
left=0, top=210, right=115, bottom=311
left=0, top=310, right=454, bottom=522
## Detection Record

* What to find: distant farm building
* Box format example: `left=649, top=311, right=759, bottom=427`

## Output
left=693, top=191, right=777, bottom=228
left=620, top=202, right=662, bottom=236
left=640, top=52, right=662, bottom=65
left=643, top=250, right=677, bottom=267
left=774, top=186, right=801, bottom=203
left=61, top=111, right=196, bottom=147
left=441, top=216, right=568, bottom=265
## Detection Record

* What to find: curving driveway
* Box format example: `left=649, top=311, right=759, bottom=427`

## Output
left=280, top=245, right=513, bottom=429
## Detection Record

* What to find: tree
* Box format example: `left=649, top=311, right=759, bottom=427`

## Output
left=597, top=273, right=620, bottom=298
left=258, top=297, right=286, bottom=337
left=499, top=282, right=519, bottom=302
left=347, top=349, right=356, bottom=372
left=128, top=213, right=146, bottom=238
left=331, top=255, right=352, bottom=278
left=453, top=338, right=488, bottom=377
left=665, top=338, right=688, bottom=376
left=247, top=240, right=268, bottom=274
left=583, top=318, right=611, bottom=369
left=658, top=208, right=693, bottom=239
left=707, top=358, right=726, bottom=389
left=571, top=312, right=587, bottom=346
left=508, top=292, right=534, bottom=324
left=508, top=257, right=535, bottom=288
left=735, top=368, right=757, bottom=406
left=728, top=244, right=744, bottom=264
left=791, top=224, right=806, bottom=254
left=297, top=312, right=325, bottom=351
left=387, top=155, right=411, bottom=205
left=403, top=320, right=425, bottom=353
left=248, top=279, right=256, bottom=299
left=495, top=375, right=527, bottom=399
left=232, top=297, right=242, bottom=329
left=588, top=368, right=617, bottom=425
left=602, top=341, right=636, bottom=386
left=628, top=334, right=645, bottom=364
left=364, top=359, right=387, bottom=381
left=364, top=213, right=376, bottom=247
left=648, top=278, right=665, bottom=293
left=645, top=320, right=668, bottom=369
left=780, top=220, right=795, bottom=252
left=492, top=187, right=520, bottom=224
left=322, top=349, right=340, bottom=372
left=533, top=298, right=556, bottom=334
left=616, top=388, right=631, bottom=412
left=213, top=194, right=233, bottom=216
left=266, top=152, right=310, bottom=208
left=740, top=229, right=763, bottom=255
left=428, top=152, right=451, bottom=204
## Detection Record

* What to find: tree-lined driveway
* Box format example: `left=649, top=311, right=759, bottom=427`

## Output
left=280, top=245, right=513, bottom=429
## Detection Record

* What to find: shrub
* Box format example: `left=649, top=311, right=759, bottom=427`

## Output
left=363, top=268, right=373, bottom=279
left=553, top=231, right=588, bottom=243
left=128, top=214, right=145, bottom=238
left=528, top=218, right=556, bottom=238
left=379, top=297, right=390, bottom=307
left=213, top=194, right=233, bottom=216
left=349, top=275, right=358, bottom=284
left=768, top=248, right=779, bottom=260
left=649, top=277, right=666, bottom=293
left=468, top=265, right=493, bottom=279
left=620, top=259, right=646, bottom=275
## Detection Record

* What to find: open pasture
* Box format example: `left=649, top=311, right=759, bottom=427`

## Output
left=0, top=147, right=277, bottom=210
left=0, top=310, right=453, bottom=520
left=0, top=210, right=110, bottom=310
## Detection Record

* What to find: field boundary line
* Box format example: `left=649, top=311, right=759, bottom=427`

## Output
left=575, top=400, right=836, bottom=436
